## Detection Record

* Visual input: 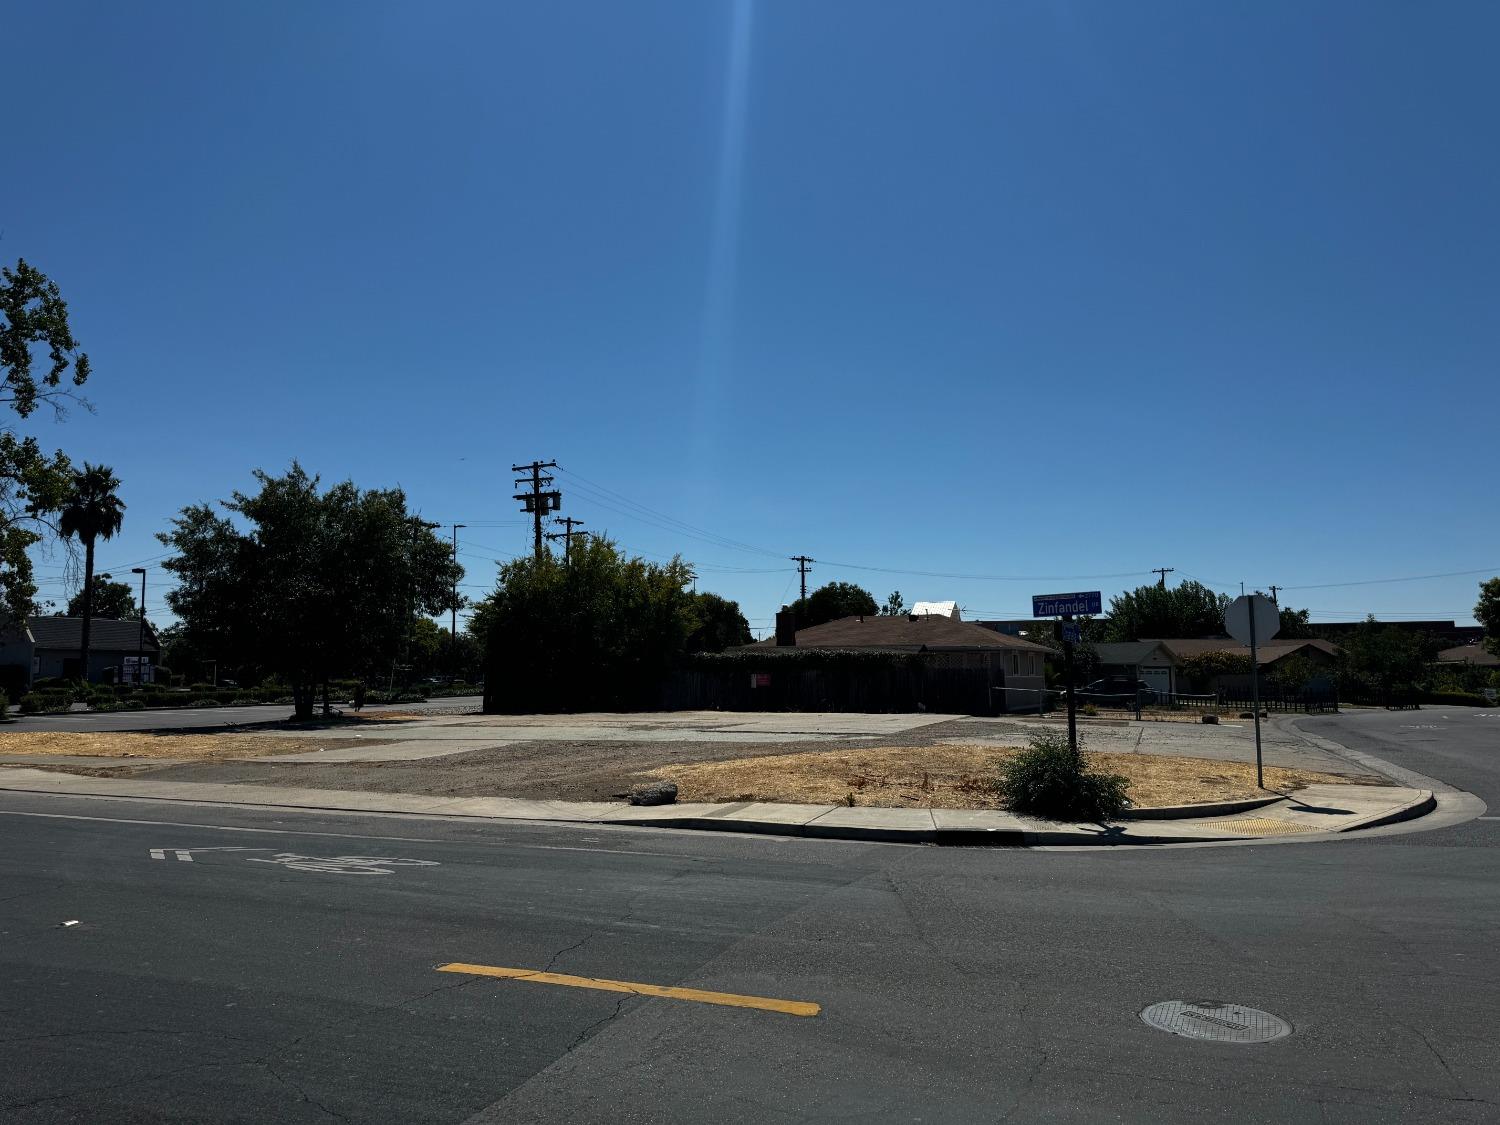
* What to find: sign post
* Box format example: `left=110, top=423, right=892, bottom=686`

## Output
left=1033, top=592, right=1102, bottom=755
left=1224, top=593, right=1280, bottom=788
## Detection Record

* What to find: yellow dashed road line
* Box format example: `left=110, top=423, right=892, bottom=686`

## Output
left=437, top=962, right=821, bottom=1017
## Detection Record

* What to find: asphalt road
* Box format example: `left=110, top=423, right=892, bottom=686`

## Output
left=1, top=695, right=485, bottom=733
left=0, top=707, right=1496, bottom=1123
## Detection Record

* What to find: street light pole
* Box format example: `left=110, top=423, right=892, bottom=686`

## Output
left=450, top=523, right=465, bottom=681
left=130, top=568, right=146, bottom=685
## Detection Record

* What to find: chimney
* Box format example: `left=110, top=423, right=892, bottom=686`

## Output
left=775, top=608, right=798, bottom=647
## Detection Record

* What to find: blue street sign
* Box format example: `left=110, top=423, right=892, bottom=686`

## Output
left=1032, top=591, right=1102, bottom=617
left=1061, top=623, right=1082, bottom=644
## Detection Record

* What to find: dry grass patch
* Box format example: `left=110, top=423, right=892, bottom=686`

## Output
left=0, top=731, right=391, bottom=761
left=645, top=744, right=1384, bottom=810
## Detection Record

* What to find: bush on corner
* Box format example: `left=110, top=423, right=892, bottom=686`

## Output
left=996, top=729, right=1129, bottom=822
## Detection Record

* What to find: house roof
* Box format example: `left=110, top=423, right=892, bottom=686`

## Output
left=750, top=615, right=1053, bottom=653
left=1092, top=641, right=1168, bottom=666
left=1437, top=643, right=1499, bottom=667
left=1147, top=637, right=1340, bottom=666
left=29, top=616, right=160, bottom=654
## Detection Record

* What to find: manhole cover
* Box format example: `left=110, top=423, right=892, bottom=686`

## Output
left=1140, top=1000, right=1291, bottom=1043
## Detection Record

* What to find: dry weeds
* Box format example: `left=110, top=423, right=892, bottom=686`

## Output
left=645, top=744, right=1384, bottom=809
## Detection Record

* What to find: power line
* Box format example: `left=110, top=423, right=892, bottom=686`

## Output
left=554, top=466, right=783, bottom=559
left=1282, top=567, right=1499, bottom=591
left=816, top=560, right=1153, bottom=582
left=1152, top=566, right=1175, bottom=588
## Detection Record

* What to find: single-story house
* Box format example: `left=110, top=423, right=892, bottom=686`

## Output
left=1436, top=643, right=1499, bottom=669
left=1092, top=637, right=1341, bottom=696
left=746, top=613, right=1052, bottom=713
left=0, top=616, right=161, bottom=688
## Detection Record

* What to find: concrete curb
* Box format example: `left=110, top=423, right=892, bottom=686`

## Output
left=1334, top=789, right=1436, bottom=832
left=1117, top=794, right=1283, bottom=820
left=0, top=766, right=1444, bottom=849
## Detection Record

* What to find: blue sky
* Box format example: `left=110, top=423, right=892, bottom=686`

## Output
left=7, top=1, right=1496, bottom=634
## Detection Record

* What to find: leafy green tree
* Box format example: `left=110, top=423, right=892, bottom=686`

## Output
left=0, top=259, right=93, bottom=626
left=881, top=590, right=906, bottom=616
left=1176, top=650, right=1254, bottom=692
left=1476, top=578, right=1500, bottom=659
left=1104, top=580, right=1229, bottom=641
left=1337, top=617, right=1437, bottom=705
left=158, top=463, right=461, bottom=718
left=1277, top=605, right=1312, bottom=639
left=1267, top=652, right=1325, bottom=693
left=790, top=581, right=878, bottom=628
left=685, top=592, right=752, bottom=653
left=58, top=464, right=125, bottom=681
left=65, top=572, right=138, bottom=619
left=481, top=536, right=696, bottom=712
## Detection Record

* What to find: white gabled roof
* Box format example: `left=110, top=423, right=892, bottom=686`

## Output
left=910, top=600, right=960, bottom=620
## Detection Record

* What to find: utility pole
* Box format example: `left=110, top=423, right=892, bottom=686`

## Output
left=1152, top=566, right=1175, bottom=589
left=790, top=555, right=814, bottom=602
left=131, top=568, right=147, bottom=685
left=545, top=517, right=587, bottom=563
left=1268, top=585, right=1281, bottom=606
left=450, top=524, right=465, bottom=680
left=512, top=460, right=560, bottom=558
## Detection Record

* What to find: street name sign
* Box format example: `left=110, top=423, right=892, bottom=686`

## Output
left=1032, top=591, right=1102, bottom=617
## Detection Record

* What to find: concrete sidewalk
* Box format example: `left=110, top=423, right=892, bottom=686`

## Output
left=0, top=766, right=1433, bottom=847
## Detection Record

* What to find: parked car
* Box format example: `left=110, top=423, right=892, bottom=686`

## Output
left=1079, top=677, right=1158, bottom=707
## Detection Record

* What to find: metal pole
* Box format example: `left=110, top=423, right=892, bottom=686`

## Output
left=1063, top=613, right=1078, bottom=754
left=1249, top=602, right=1264, bottom=788
left=131, top=567, right=147, bottom=685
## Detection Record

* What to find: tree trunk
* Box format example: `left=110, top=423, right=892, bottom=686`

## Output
left=79, top=537, right=95, bottom=684
left=292, top=682, right=315, bottom=721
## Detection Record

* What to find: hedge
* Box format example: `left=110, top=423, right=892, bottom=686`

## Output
left=1422, top=690, right=1491, bottom=707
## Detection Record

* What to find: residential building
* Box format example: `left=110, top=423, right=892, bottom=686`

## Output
left=0, top=616, right=161, bottom=687
left=1436, top=643, right=1499, bottom=669
left=751, top=612, right=1051, bottom=712
left=1091, top=637, right=1341, bottom=696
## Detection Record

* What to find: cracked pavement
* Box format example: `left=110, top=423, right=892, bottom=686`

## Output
left=0, top=707, right=1496, bottom=1122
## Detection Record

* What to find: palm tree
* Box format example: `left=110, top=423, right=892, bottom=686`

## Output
left=58, top=464, right=125, bottom=683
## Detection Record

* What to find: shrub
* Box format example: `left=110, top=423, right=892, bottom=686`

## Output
left=996, top=730, right=1130, bottom=822
left=123, top=699, right=145, bottom=711
left=1082, top=703, right=1099, bottom=717
left=188, top=696, right=219, bottom=708
left=18, top=693, right=41, bottom=714
left=0, top=691, right=7, bottom=720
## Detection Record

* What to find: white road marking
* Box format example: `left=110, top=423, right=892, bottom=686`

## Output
left=149, top=846, right=271, bottom=861
left=0, top=809, right=705, bottom=859
left=246, top=852, right=440, bottom=876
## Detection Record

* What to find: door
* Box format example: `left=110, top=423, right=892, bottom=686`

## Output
left=1140, top=667, right=1172, bottom=699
